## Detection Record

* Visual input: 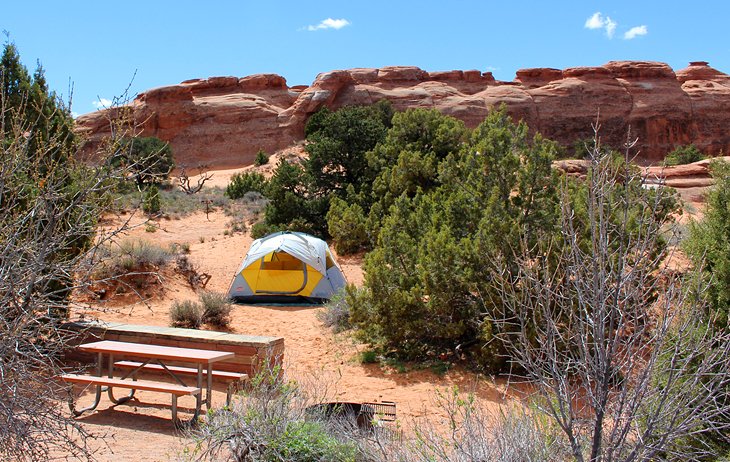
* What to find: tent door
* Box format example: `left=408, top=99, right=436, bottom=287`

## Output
left=254, top=254, right=308, bottom=295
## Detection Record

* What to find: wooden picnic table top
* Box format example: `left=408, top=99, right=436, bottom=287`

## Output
left=78, top=340, right=235, bottom=364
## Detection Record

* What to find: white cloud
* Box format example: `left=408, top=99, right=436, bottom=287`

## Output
left=92, top=98, right=112, bottom=109
left=624, top=25, right=648, bottom=40
left=585, top=12, right=617, bottom=38
left=585, top=12, right=604, bottom=29
left=306, top=18, right=350, bottom=31
left=605, top=17, right=617, bottom=39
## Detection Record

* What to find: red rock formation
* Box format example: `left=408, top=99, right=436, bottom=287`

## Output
left=76, top=61, right=730, bottom=168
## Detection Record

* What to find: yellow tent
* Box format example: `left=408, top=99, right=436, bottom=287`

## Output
left=227, top=232, right=346, bottom=304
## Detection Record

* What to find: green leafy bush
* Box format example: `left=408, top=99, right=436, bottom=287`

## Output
left=170, top=300, right=204, bottom=328
left=226, top=171, right=269, bottom=199
left=269, top=421, right=356, bottom=462
left=358, top=350, right=378, bottom=364
left=326, top=198, right=368, bottom=254
left=680, top=160, right=730, bottom=454
left=142, top=184, right=161, bottom=214
left=199, top=291, right=232, bottom=327
left=194, top=364, right=359, bottom=462
left=254, top=149, right=269, bottom=166
left=250, top=221, right=287, bottom=239
left=113, top=136, right=175, bottom=188
left=261, top=102, right=393, bottom=237
left=665, top=144, right=706, bottom=166
left=350, top=108, right=560, bottom=372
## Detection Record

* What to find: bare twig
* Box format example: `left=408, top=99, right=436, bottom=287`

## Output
left=178, top=164, right=213, bottom=195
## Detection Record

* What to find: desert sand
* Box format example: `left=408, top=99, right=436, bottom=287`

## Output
left=68, top=203, right=510, bottom=461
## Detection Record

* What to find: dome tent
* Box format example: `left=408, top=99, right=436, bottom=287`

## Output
left=227, top=231, right=347, bottom=304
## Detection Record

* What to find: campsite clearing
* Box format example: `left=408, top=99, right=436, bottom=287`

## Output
left=68, top=209, right=512, bottom=461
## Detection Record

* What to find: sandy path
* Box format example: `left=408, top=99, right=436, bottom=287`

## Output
left=68, top=209, right=510, bottom=461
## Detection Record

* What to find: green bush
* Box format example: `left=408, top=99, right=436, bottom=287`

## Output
left=260, top=103, right=393, bottom=238
left=170, top=300, right=204, bottom=328
left=681, top=160, right=730, bottom=453
left=113, top=136, right=175, bottom=188
left=350, top=108, right=561, bottom=372
left=226, top=171, right=269, bottom=199
left=142, top=184, right=161, bottom=214
left=250, top=221, right=287, bottom=239
left=326, top=198, right=368, bottom=254
left=665, top=144, right=706, bottom=166
left=254, top=149, right=269, bottom=166
left=269, top=421, right=356, bottom=462
left=358, top=350, right=378, bottom=364
left=199, top=291, right=232, bottom=327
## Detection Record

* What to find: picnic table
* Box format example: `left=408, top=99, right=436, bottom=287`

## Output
left=62, top=340, right=237, bottom=425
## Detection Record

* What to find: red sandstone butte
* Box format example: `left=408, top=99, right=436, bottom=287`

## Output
left=76, top=61, right=730, bottom=168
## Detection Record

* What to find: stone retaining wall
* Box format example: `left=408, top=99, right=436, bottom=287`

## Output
left=64, top=321, right=284, bottom=376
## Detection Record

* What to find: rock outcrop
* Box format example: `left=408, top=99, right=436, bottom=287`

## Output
left=76, top=61, right=730, bottom=168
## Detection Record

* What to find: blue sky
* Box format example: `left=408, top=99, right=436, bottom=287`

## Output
left=3, top=1, right=728, bottom=116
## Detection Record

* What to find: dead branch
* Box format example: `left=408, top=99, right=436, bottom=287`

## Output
left=177, top=164, right=213, bottom=195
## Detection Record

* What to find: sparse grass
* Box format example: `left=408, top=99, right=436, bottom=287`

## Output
left=170, top=300, right=204, bottom=328
left=159, top=187, right=230, bottom=219
left=117, top=239, right=173, bottom=268
left=194, top=360, right=571, bottom=461
left=110, top=184, right=231, bottom=218
left=225, top=191, right=269, bottom=234
left=114, top=183, right=270, bottom=234
left=90, top=238, right=177, bottom=294
left=93, top=238, right=173, bottom=277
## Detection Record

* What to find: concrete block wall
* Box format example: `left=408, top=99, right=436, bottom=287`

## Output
left=64, top=321, right=284, bottom=376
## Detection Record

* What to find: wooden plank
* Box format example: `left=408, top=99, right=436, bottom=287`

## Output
left=61, top=374, right=200, bottom=396
left=78, top=340, right=235, bottom=364
left=114, top=361, right=248, bottom=381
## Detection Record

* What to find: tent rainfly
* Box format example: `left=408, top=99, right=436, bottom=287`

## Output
left=227, top=231, right=347, bottom=304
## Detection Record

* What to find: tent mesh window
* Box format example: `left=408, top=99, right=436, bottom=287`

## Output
left=260, top=251, right=304, bottom=271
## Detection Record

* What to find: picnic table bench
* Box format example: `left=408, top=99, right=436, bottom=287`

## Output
left=62, top=340, right=245, bottom=425
left=114, top=360, right=247, bottom=404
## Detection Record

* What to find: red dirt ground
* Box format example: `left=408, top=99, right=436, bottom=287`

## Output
left=67, top=206, right=512, bottom=461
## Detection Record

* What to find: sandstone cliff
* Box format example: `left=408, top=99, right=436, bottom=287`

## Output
left=76, top=61, right=730, bottom=168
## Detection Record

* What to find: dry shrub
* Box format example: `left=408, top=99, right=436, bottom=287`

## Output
left=200, top=291, right=232, bottom=328
left=93, top=238, right=173, bottom=279
left=317, top=288, right=351, bottom=333
left=192, top=362, right=360, bottom=461
left=170, top=300, right=204, bottom=328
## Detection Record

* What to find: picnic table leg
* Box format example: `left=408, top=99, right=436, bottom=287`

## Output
left=206, top=363, right=213, bottom=410
left=193, top=364, right=203, bottom=420
left=68, top=352, right=103, bottom=417
left=172, top=395, right=178, bottom=424
left=106, top=353, right=135, bottom=405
